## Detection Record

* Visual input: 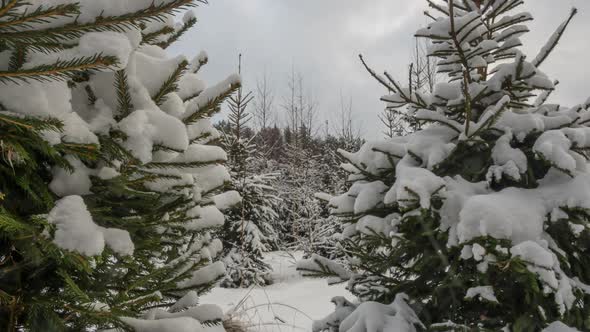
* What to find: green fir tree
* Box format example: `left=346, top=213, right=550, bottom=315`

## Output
left=219, top=55, right=281, bottom=288
left=0, top=1, right=240, bottom=331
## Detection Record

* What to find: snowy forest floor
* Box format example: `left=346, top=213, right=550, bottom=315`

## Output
left=202, top=251, right=351, bottom=332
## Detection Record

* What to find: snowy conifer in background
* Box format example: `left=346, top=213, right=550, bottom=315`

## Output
left=303, top=135, right=362, bottom=261
left=305, top=0, right=590, bottom=330
left=0, top=1, right=240, bottom=331
left=218, top=55, right=281, bottom=288
left=276, top=124, right=363, bottom=258
left=279, top=142, right=324, bottom=241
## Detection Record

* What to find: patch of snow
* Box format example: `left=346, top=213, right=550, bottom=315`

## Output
left=202, top=252, right=353, bottom=332
left=511, top=241, right=554, bottom=268
left=213, top=191, right=242, bottom=211
left=465, top=286, right=499, bottom=303
left=458, top=188, right=546, bottom=244
left=339, top=294, right=423, bottom=332
left=543, top=322, right=581, bottom=332
left=177, top=261, right=226, bottom=289
left=120, top=316, right=212, bottom=332
left=168, top=291, right=200, bottom=313
left=49, top=156, right=93, bottom=197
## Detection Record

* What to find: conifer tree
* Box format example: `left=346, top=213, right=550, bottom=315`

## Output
left=219, top=55, right=281, bottom=288
left=280, top=141, right=322, bottom=240
left=0, top=1, right=240, bottom=331
left=305, top=1, right=590, bottom=331
left=304, top=133, right=362, bottom=261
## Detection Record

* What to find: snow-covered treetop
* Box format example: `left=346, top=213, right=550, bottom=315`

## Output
left=344, top=0, right=586, bottom=191
left=371, top=0, right=580, bottom=129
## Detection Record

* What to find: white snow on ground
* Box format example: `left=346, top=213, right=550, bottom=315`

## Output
left=201, top=251, right=352, bottom=332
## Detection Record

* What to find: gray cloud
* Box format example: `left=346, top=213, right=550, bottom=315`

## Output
left=170, top=0, right=590, bottom=139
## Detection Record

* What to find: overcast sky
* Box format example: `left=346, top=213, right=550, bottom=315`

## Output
left=170, top=0, right=590, bottom=139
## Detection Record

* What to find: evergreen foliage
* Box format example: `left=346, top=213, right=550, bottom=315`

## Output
left=293, top=134, right=361, bottom=260
left=218, top=56, right=281, bottom=288
left=308, top=1, right=590, bottom=331
left=0, top=1, right=238, bottom=331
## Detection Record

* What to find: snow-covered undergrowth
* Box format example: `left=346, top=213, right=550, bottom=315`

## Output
left=202, top=252, right=351, bottom=332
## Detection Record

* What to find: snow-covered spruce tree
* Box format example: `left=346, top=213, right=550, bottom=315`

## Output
left=306, top=135, right=363, bottom=261
left=278, top=140, right=325, bottom=244
left=0, top=1, right=241, bottom=331
left=218, top=56, right=281, bottom=288
left=304, top=1, right=590, bottom=331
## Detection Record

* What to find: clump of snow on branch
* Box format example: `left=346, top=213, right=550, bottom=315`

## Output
left=47, top=196, right=134, bottom=256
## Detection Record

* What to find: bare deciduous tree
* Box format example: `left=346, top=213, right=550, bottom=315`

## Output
left=410, top=37, right=438, bottom=94
left=379, top=109, right=406, bottom=138
left=253, top=70, right=275, bottom=129
left=376, top=37, right=439, bottom=138
left=332, top=91, right=363, bottom=146
left=282, top=66, right=318, bottom=148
